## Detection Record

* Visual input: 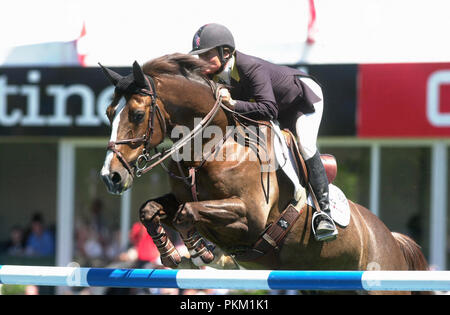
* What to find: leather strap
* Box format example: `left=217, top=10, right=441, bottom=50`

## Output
left=235, top=203, right=305, bottom=262
left=189, top=167, right=199, bottom=202
left=136, top=84, right=225, bottom=177
left=253, top=204, right=303, bottom=253
left=283, top=129, right=308, bottom=186
left=107, top=141, right=135, bottom=177
left=282, top=129, right=322, bottom=213
left=108, top=74, right=160, bottom=177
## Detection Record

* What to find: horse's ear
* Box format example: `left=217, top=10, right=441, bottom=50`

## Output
left=98, top=63, right=123, bottom=86
left=132, top=61, right=147, bottom=89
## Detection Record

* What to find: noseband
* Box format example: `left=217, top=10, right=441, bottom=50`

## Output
left=107, top=75, right=166, bottom=178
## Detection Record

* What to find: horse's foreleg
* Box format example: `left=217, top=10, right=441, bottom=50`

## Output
left=172, top=202, right=215, bottom=266
left=139, top=194, right=182, bottom=268
left=173, top=198, right=248, bottom=267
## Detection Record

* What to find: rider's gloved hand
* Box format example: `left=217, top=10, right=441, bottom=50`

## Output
left=219, top=88, right=236, bottom=108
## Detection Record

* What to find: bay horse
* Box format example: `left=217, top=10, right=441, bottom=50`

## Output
left=99, top=54, right=429, bottom=294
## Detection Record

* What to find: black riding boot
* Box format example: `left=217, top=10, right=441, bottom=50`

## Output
left=305, top=151, right=338, bottom=241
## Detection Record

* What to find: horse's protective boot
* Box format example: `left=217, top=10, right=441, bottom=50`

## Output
left=305, top=151, right=338, bottom=242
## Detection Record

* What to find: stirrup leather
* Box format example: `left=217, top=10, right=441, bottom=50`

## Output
left=311, top=211, right=338, bottom=241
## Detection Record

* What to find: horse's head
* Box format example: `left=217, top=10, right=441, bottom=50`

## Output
left=100, top=61, right=165, bottom=195
left=100, top=54, right=226, bottom=195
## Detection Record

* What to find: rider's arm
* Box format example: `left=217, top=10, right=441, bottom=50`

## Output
left=233, top=63, right=278, bottom=121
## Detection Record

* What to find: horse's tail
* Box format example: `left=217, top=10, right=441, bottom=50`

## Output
left=392, top=232, right=429, bottom=271
left=392, top=232, right=432, bottom=295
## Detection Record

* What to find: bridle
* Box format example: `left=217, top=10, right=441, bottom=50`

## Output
left=107, top=72, right=277, bottom=205
left=107, top=74, right=225, bottom=179
left=107, top=75, right=166, bottom=178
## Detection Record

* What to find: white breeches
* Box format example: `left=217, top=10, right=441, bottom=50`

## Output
left=295, top=77, right=324, bottom=160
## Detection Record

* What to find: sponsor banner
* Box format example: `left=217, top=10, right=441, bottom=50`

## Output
left=0, top=67, right=127, bottom=136
left=0, top=65, right=357, bottom=137
left=358, top=63, right=450, bottom=137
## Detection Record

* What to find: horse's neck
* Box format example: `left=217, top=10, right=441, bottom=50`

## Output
left=158, top=75, right=274, bottom=168
left=160, top=75, right=226, bottom=130
left=157, top=76, right=229, bottom=165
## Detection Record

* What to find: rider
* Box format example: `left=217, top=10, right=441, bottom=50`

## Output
left=189, top=23, right=337, bottom=241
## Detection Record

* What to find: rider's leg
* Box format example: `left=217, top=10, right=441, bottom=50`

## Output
left=295, top=78, right=337, bottom=241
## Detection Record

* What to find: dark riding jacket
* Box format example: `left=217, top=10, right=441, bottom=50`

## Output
left=214, top=51, right=321, bottom=125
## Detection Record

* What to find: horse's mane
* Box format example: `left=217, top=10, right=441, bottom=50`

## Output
left=142, top=53, right=209, bottom=81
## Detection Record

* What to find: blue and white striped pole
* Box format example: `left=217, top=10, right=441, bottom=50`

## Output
left=1, top=265, right=450, bottom=291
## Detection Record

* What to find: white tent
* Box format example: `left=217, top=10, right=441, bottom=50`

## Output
left=1, top=0, right=449, bottom=66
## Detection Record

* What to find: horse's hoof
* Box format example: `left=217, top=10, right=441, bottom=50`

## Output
left=200, top=249, right=215, bottom=264
left=190, top=246, right=215, bottom=266
left=161, top=249, right=182, bottom=268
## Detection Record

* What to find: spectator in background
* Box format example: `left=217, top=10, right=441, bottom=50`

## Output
left=116, top=223, right=185, bottom=269
left=104, top=222, right=165, bottom=295
left=74, top=199, right=111, bottom=267
left=4, top=225, right=25, bottom=256
left=88, top=199, right=109, bottom=247
left=105, top=229, right=123, bottom=262
left=82, top=226, right=104, bottom=265
left=127, top=222, right=160, bottom=268
left=25, top=213, right=55, bottom=256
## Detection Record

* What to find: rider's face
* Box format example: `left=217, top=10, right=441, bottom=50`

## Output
left=198, top=48, right=222, bottom=75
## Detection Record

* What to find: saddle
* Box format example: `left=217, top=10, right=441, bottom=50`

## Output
left=234, top=129, right=338, bottom=264
left=281, top=129, right=337, bottom=186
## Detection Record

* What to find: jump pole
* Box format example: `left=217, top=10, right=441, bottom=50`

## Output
left=1, top=265, right=449, bottom=291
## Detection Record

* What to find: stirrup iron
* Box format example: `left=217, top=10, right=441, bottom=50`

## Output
left=311, top=211, right=338, bottom=242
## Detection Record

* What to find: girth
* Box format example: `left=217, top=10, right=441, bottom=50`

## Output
left=229, top=130, right=313, bottom=266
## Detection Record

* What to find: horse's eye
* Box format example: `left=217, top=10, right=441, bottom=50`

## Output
left=133, top=111, right=145, bottom=123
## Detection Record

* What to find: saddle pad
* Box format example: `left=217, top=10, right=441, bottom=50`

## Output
left=270, top=121, right=302, bottom=195
left=307, top=183, right=350, bottom=227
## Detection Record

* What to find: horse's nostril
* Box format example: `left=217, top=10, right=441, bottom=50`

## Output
left=111, top=172, right=122, bottom=184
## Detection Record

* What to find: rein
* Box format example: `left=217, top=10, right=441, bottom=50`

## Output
left=134, top=83, right=225, bottom=178
left=108, top=73, right=275, bottom=204
left=108, top=74, right=226, bottom=183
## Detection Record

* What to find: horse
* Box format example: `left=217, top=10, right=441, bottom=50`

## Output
left=99, top=53, right=429, bottom=294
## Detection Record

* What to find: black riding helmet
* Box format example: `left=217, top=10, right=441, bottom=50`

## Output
left=190, top=23, right=235, bottom=71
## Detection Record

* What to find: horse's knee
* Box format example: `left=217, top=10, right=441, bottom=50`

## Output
left=172, top=204, right=214, bottom=266
left=139, top=200, right=164, bottom=231
left=173, top=203, right=198, bottom=232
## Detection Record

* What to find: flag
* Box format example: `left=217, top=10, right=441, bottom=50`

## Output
left=77, top=21, right=88, bottom=67
left=306, top=0, right=317, bottom=45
